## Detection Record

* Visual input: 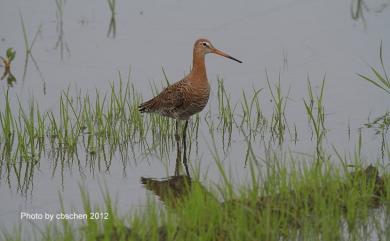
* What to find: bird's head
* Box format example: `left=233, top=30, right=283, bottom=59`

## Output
left=194, top=38, right=242, bottom=63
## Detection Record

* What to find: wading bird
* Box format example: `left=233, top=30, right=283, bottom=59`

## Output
left=138, top=38, right=241, bottom=146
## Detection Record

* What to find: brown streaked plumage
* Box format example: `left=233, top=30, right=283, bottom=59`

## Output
left=139, top=38, right=241, bottom=144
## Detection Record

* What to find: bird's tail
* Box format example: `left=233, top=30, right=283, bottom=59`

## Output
left=138, top=98, right=156, bottom=113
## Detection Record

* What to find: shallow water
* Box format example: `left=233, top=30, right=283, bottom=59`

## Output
left=0, top=0, right=389, bottom=236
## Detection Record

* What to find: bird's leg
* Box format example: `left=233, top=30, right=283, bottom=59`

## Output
left=175, top=120, right=180, bottom=142
left=182, top=120, right=188, bottom=153
left=174, top=119, right=182, bottom=176
left=174, top=133, right=182, bottom=176
left=182, top=120, right=190, bottom=177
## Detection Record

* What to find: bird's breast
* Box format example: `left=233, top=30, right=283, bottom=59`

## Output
left=186, top=82, right=210, bottom=111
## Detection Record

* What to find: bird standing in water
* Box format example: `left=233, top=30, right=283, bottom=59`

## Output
left=138, top=38, right=241, bottom=147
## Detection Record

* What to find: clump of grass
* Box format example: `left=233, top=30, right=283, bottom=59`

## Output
left=304, top=76, right=327, bottom=160
left=1, top=72, right=201, bottom=194
left=0, top=90, right=15, bottom=158
left=358, top=41, right=390, bottom=95
left=359, top=42, right=389, bottom=160
left=217, top=78, right=234, bottom=133
left=0, top=70, right=204, bottom=166
left=216, top=78, right=234, bottom=150
left=240, top=87, right=266, bottom=137
left=266, top=71, right=290, bottom=144
left=365, top=112, right=389, bottom=161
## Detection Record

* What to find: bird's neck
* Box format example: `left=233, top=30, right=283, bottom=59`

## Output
left=190, top=51, right=207, bottom=82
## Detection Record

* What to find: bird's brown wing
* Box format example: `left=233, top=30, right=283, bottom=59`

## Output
left=138, top=81, right=187, bottom=114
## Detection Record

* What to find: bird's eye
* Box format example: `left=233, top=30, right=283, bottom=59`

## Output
left=202, top=42, right=208, bottom=47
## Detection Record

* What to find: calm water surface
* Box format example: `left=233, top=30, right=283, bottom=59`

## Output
left=0, top=0, right=389, bottom=235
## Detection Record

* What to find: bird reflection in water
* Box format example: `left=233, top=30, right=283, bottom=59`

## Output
left=141, top=136, right=194, bottom=207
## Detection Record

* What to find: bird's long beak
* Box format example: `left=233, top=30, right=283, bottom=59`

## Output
left=212, top=48, right=242, bottom=63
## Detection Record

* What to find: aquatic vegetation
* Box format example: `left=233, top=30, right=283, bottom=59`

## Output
left=358, top=42, right=390, bottom=95
left=304, top=77, right=327, bottom=160
left=54, top=0, right=70, bottom=59
left=19, top=12, right=45, bottom=85
left=0, top=53, right=388, bottom=240
left=350, top=0, right=389, bottom=27
left=106, top=0, right=116, bottom=38
left=359, top=42, right=389, bottom=160
left=0, top=48, right=16, bottom=85
left=1, top=0, right=389, bottom=239
left=3, top=150, right=389, bottom=241
left=266, top=71, right=289, bottom=144
left=1, top=66, right=388, bottom=194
